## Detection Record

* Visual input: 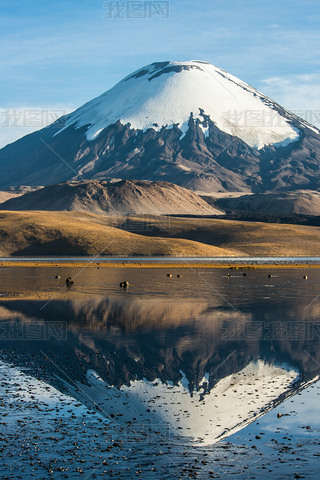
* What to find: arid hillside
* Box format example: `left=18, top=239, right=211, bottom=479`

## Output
left=0, top=180, right=221, bottom=216
left=0, top=210, right=320, bottom=256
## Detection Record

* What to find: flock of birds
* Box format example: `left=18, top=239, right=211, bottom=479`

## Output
left=53, top=271, right=309, bottom=290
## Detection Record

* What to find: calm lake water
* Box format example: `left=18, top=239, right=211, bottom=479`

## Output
left=0, top=265, right=320, bottom=478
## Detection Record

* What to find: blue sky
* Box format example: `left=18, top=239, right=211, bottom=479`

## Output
left=1, top=0, right=320, bottom=147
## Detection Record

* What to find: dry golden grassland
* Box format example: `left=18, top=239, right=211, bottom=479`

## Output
left=0, top=210, right=319, bottom=263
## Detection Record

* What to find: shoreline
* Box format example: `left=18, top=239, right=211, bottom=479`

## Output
left=1, top=260, right=320, bottom=269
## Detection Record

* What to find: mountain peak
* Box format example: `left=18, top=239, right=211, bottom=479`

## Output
left=1, top=60, right=320, bottom=193
left=122, top=60, right=213, bottom=83
left=55, top=60, right=300, bottom=149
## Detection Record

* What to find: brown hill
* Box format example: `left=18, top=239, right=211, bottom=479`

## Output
left=107, top=215, right=320, bottom=256
left=0, top=186, right=40, bottom=204
left=0, top=180, right=221, bottom=216
left=0, top=211, right=320, bottom=257
left=0, top=211, right=235, bottom=257
left=214, top=190, right=320, bottom=216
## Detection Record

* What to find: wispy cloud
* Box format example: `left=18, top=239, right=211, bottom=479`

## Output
left=1, top=0, right=320, bottom=147
left=259, top=74, right=320, bottom=116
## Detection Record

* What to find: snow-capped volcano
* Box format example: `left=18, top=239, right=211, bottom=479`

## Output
left=72, top=361, right=298, bottom=445
left=56, top=60, right=300, bottom=150
left=1, top=60, right=320, bottom=192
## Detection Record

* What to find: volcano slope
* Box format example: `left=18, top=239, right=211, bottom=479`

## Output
left=0, top=61, right=320, bottom=193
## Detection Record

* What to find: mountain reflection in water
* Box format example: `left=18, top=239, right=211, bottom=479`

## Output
left=0, top=267, right=320, bottom=444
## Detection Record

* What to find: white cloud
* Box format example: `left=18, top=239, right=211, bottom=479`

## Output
left=258, top=74, right=320, bottom=127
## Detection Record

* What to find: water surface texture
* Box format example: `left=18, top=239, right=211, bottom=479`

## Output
left=0, top=266, right=320, bottom=478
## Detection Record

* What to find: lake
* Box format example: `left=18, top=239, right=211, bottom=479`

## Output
left=0, top=265, right=320, bottom=478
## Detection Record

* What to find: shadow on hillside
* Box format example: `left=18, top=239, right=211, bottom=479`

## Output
left=117, top=219, right=236, bottom=246
left=11, top=238, right=90, bottom=256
